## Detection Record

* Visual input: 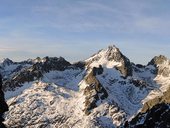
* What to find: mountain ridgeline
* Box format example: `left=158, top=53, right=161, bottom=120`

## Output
left=1, top=45, right=170, bottom=128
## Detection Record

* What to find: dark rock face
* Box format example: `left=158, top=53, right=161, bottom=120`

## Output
left=16, top=60, right=34, bottom=65
left=141, top=86, right=170, bottom=113
left=126, top=103, right=170, bottom=128
left=136, top=64, right=145, bottom=68
left=0, top=74, right=8, bottom=128
left=0, top=75, right=8, bottom=112
left=83, top=67, right=108, bottom=115
left=38, top=57, right=71, bottom=72
left=124, top=86, right=170, bottom=127
left=105, top=46, right=132, bottom=77
left=72, top=61, right=85, bottom=69
left=92, top=65, right=103, bottom=76
left=116, top=59, right=132, bottom=78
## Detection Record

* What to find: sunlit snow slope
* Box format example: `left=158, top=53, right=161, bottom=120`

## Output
left=1, top=45, right=170, bottom=128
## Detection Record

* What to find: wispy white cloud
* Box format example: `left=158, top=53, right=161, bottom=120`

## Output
left=25, top=0, right=170, bottom=35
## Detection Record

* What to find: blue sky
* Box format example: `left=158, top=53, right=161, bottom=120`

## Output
left=0, top=0, right=170, bottom=64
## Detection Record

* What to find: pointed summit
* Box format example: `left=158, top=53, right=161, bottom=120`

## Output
left=147, top=55, right=170, bottom=77
left=148, top=55, right=169, bottom=66
left=107, top=45, right=119, bottom=53
left=105, top=45, right=123, bottom=62
left=86, top=45, right=123, bottom=67
left=0, top=58, right=13, bottom=67
left=86, top=45, right=132, bottom=77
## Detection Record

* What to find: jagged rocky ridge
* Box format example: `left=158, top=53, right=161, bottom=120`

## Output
left=0, top=45, right=170, bottom=128
left=2, top=57, right=72, bottom=91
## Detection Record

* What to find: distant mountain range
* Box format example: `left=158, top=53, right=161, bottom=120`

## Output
left=1, top=45, right=170, bottom=128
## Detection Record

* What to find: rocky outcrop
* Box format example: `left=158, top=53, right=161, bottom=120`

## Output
left=36, top=56, right=71, bottom=72
left=148, top=55, right=170, bottom=77
left=83, top=66, right=108, bottom=115
left=158, top=67, right=170, bottom=77
left=141, top=86, right=170, bottom=113
left=3, top=67, right=42, bottom=91
left=125, top=103, right=170, bottom=128
left=129, top=79, right=148, bottom=88
left=0, top=74, right=8, bottom=128
left=124, top=84, right=170, bottom=127
left=92, top=65, right=103, bottom=76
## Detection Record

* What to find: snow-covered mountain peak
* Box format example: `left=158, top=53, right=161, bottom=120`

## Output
left=32, top=57, right=46, bottom=63
left=86, top=45, right=122, bottom=68
left=148, top=55, right=169, bottom=66
left=85, top=45, right=132, bottom=77
left=2, top=45, right=170, bottom=128
left=32, top=56, right=69, bottom=65
left=148, top=55, right=170, bottom=77
left=0, top=58, right=13, bottom=67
